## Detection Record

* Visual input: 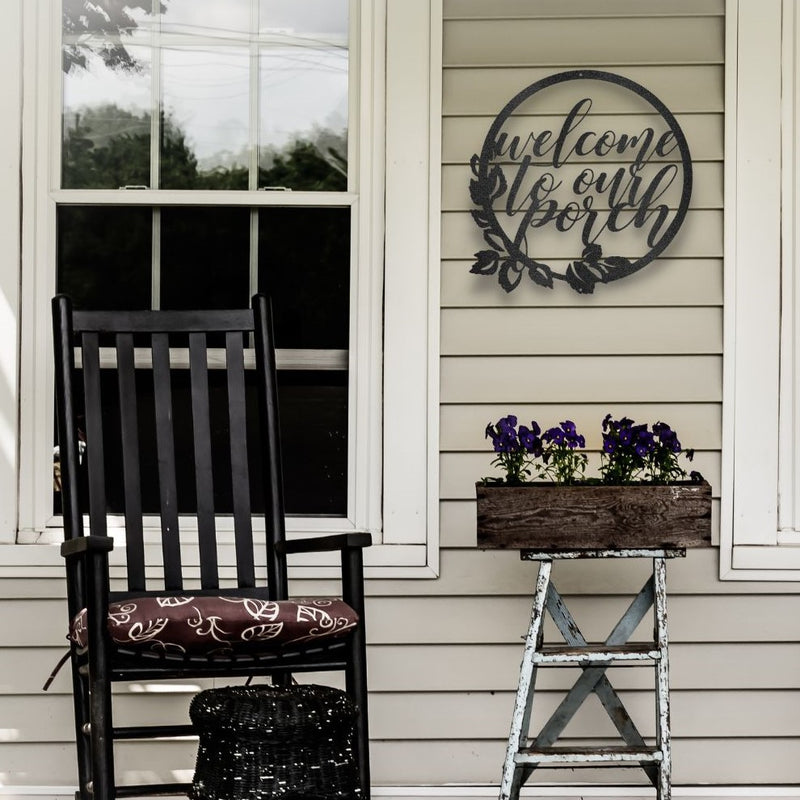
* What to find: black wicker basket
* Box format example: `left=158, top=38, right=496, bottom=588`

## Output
left=189, top=684, right=360, bottom=800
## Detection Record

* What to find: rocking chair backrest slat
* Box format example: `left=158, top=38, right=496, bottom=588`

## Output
left=116, top=332, right=146, bottom=591
left=81, top=332, right=108, bottom=540
left=225, top=331, right=256, bottom=588
left=253, top=295, right=288, bottom=600
left=189, top=332, right=219, bottom=590
left=152, top=332, right=183, bottom=590
left=52, top=297, right=85, bottom=619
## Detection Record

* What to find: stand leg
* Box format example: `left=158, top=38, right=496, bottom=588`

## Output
left=653, top=557, right=672, bottom=800
left=499, top=559, right=552, bottom=800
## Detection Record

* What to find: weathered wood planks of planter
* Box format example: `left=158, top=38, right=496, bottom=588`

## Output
left=476, top=480, right=712, bottom=550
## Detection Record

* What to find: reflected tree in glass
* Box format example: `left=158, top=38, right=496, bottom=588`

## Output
left=62, top=0, right=164, bottom=73
left=160, top=46, right=250, bottom=190
left=258, top=0, right=349, bottom=189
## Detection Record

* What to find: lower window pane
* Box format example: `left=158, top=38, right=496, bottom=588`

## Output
left=258, top=207, right=350, bottom=349
left=54, top=203, right=350, bottom=520
left=160, top=207, right=250, bottom=309
left=57, top=206, right=151, bottom=309
left=276, top=370, right=348, bottom=516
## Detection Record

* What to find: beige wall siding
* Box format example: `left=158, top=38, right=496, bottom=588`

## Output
left=3, top=0, right=800, bottom=793
left=433, top=0, right=798, bottom=790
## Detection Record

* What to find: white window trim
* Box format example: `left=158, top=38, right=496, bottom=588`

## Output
left=5, top=0, right=442, bottom=579
left=0, top=1, right=21, bottom=548
left=722, top=0, right=800, bottom=579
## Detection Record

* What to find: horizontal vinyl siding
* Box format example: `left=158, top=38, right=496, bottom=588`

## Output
left=9, top=642, right=800, bottom=695
left=13, top=690, right=800, bottom=743
left=441, top=307, right=723, bottom=354
left=429, top=0, right=798, bottom=791
left=3, top=740, right=799, bottom=787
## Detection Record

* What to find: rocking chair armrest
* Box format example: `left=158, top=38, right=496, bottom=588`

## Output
left=61, top=535, right=115, bottom=559
left=277, top=532, right=372, bottom=555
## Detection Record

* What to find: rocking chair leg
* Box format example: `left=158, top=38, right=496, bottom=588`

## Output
left=343, top=546, right=370, bottom=800
left=70, top=656, right=93, bottom=800
left=86, top=551, right=115, bottom=800
left=346, top=622, right=370, bottom=800
left=88, top=659, right=115, bottom=800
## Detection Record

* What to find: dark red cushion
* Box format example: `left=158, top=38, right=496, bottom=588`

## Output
left=70, top=596, right=358, bottom=656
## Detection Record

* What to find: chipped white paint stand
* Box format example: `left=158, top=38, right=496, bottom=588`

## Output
left=499, top=548, right=684, bottom=800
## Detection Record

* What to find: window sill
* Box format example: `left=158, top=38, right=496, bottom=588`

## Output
left=1, top=539, right=439, bottom=579
left=720, top=542, right=800, bottom=581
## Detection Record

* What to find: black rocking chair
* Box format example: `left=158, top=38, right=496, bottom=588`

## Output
left=51, top=293, right=371, bottom=800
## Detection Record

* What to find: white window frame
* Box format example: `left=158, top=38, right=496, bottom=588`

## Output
left=722, top=0, right=800, bottom=579
left=2, top=0, right=441, bottom=579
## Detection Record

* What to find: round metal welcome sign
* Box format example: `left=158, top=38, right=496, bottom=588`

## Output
left=469, top=70, right=692, bottom=294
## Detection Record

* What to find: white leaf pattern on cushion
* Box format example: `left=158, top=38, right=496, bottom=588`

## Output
left=108, top=602, right=137, bottom=626
left=219, top=597, right=280, bottom=621
left=295, top=603, right=356, bottom=639
left=297, top=604, right=335, bottom=630
left=70, top=612, right=87, bottom=645
left=125, top=618, right=168, bottom=643
left=157, top=596, right=195, bottom=607
left=241, top=622, right=284, bottom=641
left=188, top=610, right=231, bottom=642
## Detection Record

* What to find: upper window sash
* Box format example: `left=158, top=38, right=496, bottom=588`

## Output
left=60, top=0, right=351, bottom=193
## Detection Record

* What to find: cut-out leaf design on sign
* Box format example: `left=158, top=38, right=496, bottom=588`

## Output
left=564, top=245, right=634, bottom=294
left=483, top=231, right=507, bottom=252
left=469, top=159, right=508, bottom=207
left=528, top=260, right=554, bottom=289
left=470, top=250, right=500, bottom=275
left=499, top=259, right=524, bottom=292
left=470, top=209, right=494, bottom=230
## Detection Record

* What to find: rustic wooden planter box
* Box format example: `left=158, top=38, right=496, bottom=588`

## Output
left=476, top=480, right=712, bottom=550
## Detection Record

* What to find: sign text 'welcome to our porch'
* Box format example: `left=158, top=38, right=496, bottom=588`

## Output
left=469, top=70, right=692, bottom=294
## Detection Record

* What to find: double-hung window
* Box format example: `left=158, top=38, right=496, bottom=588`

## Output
left=13, top=0, right=441, bottom=576
left=58, top=0, right=354, bottom=520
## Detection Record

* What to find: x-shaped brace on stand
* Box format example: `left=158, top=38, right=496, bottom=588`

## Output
left=499, top=551, right=679, bottom=800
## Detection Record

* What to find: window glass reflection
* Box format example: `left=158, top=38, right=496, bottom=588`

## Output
left=62, top=0, right=153, bottom=70
left=57, top=206, right=151, bottom=309
left=276, top=371, right=348, bottom=516
left=160, top=48, right=250, bottom=190
left=259, top=0, right=348, bottom=36
left=62, top=43, right=152, bottom=189
left=160, top=207, right=250, bottom=310
left=258, top=0, right=348, bottom=189
left=62, top=1, right=350, bottom=192
left=159, top=0, right=252, bottom=37
left=258, top=207, right=350, bottom=349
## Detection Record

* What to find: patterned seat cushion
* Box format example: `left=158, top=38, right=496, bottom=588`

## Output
left=70, top=596, right=358, bottom=656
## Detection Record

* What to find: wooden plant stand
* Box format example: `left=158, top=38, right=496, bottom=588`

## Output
left=499, top=548, right=683, bottom=800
